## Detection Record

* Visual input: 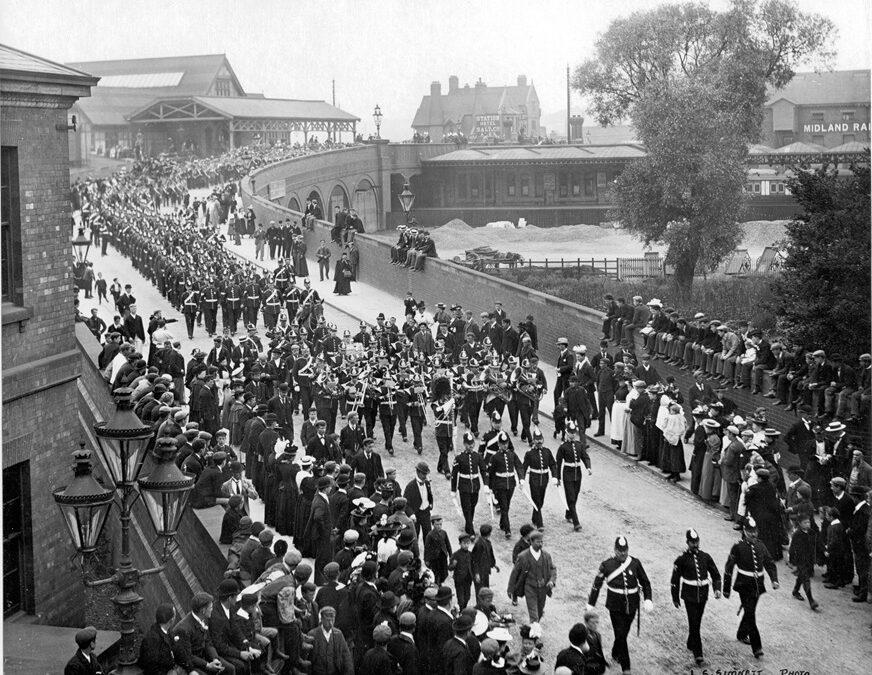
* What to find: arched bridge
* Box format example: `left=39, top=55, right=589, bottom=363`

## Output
left=248, top=141, right=454, bottom=231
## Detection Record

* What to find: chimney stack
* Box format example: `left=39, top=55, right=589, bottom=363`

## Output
left=448, top=75, right=458, bottom=93
left=430, top=81, right=441, bottom=97
left=517, top=75, right=527, bottom=87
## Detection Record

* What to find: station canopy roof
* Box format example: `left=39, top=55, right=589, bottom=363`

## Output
left=423, top=144, right=647, bottom=165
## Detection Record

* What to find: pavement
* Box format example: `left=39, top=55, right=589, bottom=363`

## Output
left=75, top=213, right=872, bottom=674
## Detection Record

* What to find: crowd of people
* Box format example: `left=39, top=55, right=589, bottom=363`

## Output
left=389, top=224, right=438, bottom=271
left=66, top=144, right=872, bottom=675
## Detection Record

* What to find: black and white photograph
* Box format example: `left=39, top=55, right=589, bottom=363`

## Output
left=0, top=1, right=870, bottom=673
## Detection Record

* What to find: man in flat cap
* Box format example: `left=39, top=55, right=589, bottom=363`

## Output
left=64, top=626, right=102, bottom=675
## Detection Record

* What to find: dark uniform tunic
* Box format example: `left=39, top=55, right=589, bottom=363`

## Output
left=521, top=445, right=555, bottom=528
left=670, top=548, right=722, bottom=659
left=723, top=538, right=778, bottom=654
left=555, top=439, right=591, bottom=527
left=451, top=449, right=484, bottom=535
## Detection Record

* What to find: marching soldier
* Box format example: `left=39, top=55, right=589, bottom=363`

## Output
left=431, top=376, right=455, bottom=477
left=587, top=537, right=653, bottom=675
left=223, top=280, right=242, bottom=335
left=521, top=429, right=556, bottom=528
left=261, top=282, right=281, bottom=330
left=200, top=280, right=220, bottom=337
left=181, top=283, right=199, bottom=340
left=405, top=372, right=427, bottom=454
left=283, top=283, right=300, bottom=324
left=242, top=275, right=261, bottom=328
left=451, top=431, right=485, bottom=535
left=555, top=422, right=591, bottom=532
left=462, top=358, right=486, bottom=436
left=670, top=528, right=722, bottom=667
left=487, top=432, right=523, bottom=538
left=722, top=518, right=779, bottom=659
left=379, top=377, right=399, bottom=456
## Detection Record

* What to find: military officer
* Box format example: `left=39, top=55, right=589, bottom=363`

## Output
left=722, top=518, right=778, bottom=659
left=587, top=537, right=653, bottom=675
left=670, top=529, right=722, bottom=666
left=451, top=431, right=485, bottom=535
left=555, top=422, right=591, bottom=531
left=486, top=432, right=523, bottom=538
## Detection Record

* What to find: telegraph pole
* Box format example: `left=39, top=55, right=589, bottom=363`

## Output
left=566, top=65, right=571, bottom=143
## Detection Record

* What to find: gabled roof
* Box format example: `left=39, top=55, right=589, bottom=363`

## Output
left=0, top=43, right=98, bottom=87
left=125, top=95, right=360, bottom=123
left=777, top=141, right=827, bottom=154
left=74, top=92, right=155, bottom=126
left=413, top=81, right=537, bottom=128
left=66, top=53, right=242, bottom=97
left=766, top=70, right=871, bottom=107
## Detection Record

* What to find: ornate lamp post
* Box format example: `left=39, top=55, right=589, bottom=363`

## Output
left=372, top=104, right=383, bottom=139
left=54, top=389, right=194, bottom=674
left=71, top=226, right=91, bottom=286
left=398, top=182, right=416, bottom=224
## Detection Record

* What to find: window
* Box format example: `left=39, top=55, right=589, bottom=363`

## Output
left=811, top=135, right=825, bottom=145
left=584, top=173, right=596, bottom=197
left=842, top=110, right=855, bottom=121
left=571, top=173, right=581, bottom=196
left=470, top=173, right=481, bottom=199
left=520, top=174, right=530, bottom=197
left=214, top=78, right=232, bottom=97
left=2, top=147, right=23, bottom=305
left=484, top=173, right=494, bottom=201
left=3, top=462, right=34, bottom=617
left=534, top=173, right=544, bottom=197
left=811, top=111, right=824, bottom=122
left=456, top=173, right=468, bottom=200
left=558, top=172, right=568, bottom=198
left=506, top=173, right=516, bottom=197
left=842, top=134, right=856, bottom=144
left=752, top=182, right=761, bottom=193
left=772, top=182, right=785, bottom=194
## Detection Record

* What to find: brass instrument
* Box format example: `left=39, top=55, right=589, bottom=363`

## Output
left=485, top=367, right=512, bottom=402
left=515, top=369, right=540, bottom=401
left=351, top=367, right=372, bottom=414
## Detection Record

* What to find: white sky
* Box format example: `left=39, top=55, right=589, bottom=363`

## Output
left=2, top=0, right=869, bottom=139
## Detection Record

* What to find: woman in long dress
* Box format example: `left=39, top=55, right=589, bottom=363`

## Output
left=745, top=469, right=783, bottom=560
left=333, top=252, right=353, bottom=295
left=294, top=235, right=309, bottom=277
left=611, top=387, right=628, bottom=449
left=275, top=448, right=298, bottom=537
left=698, top=420, right=721, bottom=502
left=659, top=402, right=687, bottom=482
left=621, top=383, right=639, bottom=457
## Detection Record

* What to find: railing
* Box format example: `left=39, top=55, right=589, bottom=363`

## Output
left=520, top=255, right=663, bottom=280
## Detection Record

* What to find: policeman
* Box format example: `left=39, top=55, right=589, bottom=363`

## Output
left=243, top=275, right=261, bottom=328
left=555, top=422, right=591, bottom=532
left=722, top=518, right=778, bottom=659
left=521, top=429, right=555, bottom=528
left=487, top=432, right=523, bottom=538
left=379, top=377, right=399, bottom=456
left=587, top=537, right=653, bottom=675
left=451, top=431, right=485, bottom=535
left=670, top=529, right=722, bottom=666
left=200, top=280, right=220, bottom=337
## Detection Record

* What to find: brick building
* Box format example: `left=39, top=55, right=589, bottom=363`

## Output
left=412, top=75, right=541, bottom=143
left=761, top=69, right=870, bottom=149
left=1, top=44, right=98, bottom=622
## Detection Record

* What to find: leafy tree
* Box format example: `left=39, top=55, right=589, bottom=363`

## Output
left=573, top=0, right=835, bottom=294
left=769, top=160, right=871, bottom=358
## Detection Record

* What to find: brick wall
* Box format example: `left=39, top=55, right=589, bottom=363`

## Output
left=243, top=188, right=823, bottom=439
left=2, top=99, right=85, bottom=624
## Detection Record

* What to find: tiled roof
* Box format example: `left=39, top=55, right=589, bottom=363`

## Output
left=766, top=69, right=871, bottom=106
left=0, top=43, right=97, bottom=84
left=74, top=92, right=155, bottom=126
left=413, top=83, right=535, bottom=128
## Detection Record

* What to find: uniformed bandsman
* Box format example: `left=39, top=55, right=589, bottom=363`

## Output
left=587, top=536, right=653, bottom=675
left=670, top=528, right=721, bottom=667
left=181, top=284, right=199, bottom=340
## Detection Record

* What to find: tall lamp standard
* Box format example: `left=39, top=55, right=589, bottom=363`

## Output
left=398, top=182, right=416, bottom=225
left=53, top=389, right=194, bottom=674
left=372, top=104, right=383, bottom=139
left=71, top=226, right=91, bottom=288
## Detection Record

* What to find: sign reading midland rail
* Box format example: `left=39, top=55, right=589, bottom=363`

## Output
left=802, top=121, right=870, bottom=133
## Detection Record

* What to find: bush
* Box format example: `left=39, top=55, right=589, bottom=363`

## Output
left=489, top=268, right=775, bottom=326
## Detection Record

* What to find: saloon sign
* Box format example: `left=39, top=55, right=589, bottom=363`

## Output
left=802, top=121, right=869, bottom=133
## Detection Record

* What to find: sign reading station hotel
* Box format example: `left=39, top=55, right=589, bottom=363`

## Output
left=802, top=121, right=870, bottom=133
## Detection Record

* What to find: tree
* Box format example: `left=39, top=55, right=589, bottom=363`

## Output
left=768, top=160, right=871, bottom=359
left=573, top=0, right=835, bottom=294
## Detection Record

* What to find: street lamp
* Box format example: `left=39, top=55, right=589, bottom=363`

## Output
left=72, top=226, right=91, bottom=264
left=373, top=104, right=383, bottom=139
left=398, top=182, right=416, bottom=224
left=54, top=389, right=193, bottom=674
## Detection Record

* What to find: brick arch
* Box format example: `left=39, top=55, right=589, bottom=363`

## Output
left=305, top=189, right=324, bottom=217
left=352, top=177, right=379, bottom=232
left=287, top=195, right=302, bottom=213
left=327, top=182, right=350, bottom=222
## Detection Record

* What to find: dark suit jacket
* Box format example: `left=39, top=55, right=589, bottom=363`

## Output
left=340, top=424, right=366, bottom=457
left=426, top=609, right=454, bottom=674
left=349, top=451, right=385, bottom=492
left=138, top=622, right=177, bottom=674
left=171, top=613, right=218, bottom=670
left=554, top=645, right=586, bottom=675
left=124, top=313, right=146, bottom=342
left=307, top=492, right=334, bottom=544
left=388, top=633, right=419, bottom=675
left=64, top=650, right=103, bottom=675
left=268, top=394, right=295, bottom=433
left=687, top=382, right=717, bottom=409
left=629, top=394, right=650, bottom=426
left=403, top=478, right=433, bottom=515
left=315, top=583, right=354, bottom=635
left=239, top=417, right=266, bottom=456
left=209, top=603, right=243, bottom=660
left=307, top=626, right=354, bottom=675
left=330, top=488, right=351, bottom=533
left=442, top=636, right=472, bottom=675
left=634, top=364, right=661, bottom=385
